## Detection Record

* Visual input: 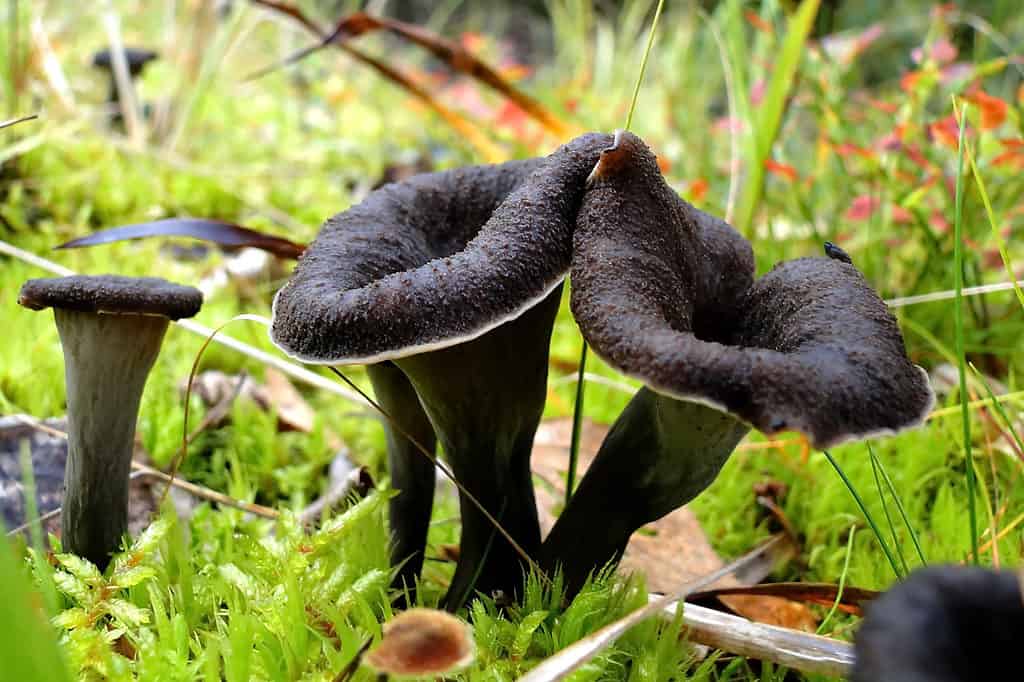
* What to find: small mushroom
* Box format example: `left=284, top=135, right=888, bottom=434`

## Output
left=853, top=565, right=1024, bottom=681
left=364, top=608, right=474, bottom=677
left=18, top=275, right=202, bottom=570
left=271, top=133, right=612, bottom=607
left=540, top=131, right=934, bottom=591
left=91, top=46, right=158, bottom=120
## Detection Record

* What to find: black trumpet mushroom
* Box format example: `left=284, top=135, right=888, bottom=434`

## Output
left=271, top=133, right=612, bottom=608
left=91, top=46, right=158, bottom=119
left=539, top=131, right=935, bottom=592
left=17, top=275, right=202, bottom=570
left=853, top=565, right=1024, bottom=682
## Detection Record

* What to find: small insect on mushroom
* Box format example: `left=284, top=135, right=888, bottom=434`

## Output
left=824, top=241, right=853, bottom=264
left=363, top=608, right=475, bottom=678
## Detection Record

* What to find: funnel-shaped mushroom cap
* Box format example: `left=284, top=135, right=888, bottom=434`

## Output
left=19, top=275, right=202, bottom=319
left=853, top=566, right=1024, bottom=682
left=91, top=47, right=158, bottom=76
left=572, top=131, right=933, bottom=449
left=271, top=133, right=613, bottom=364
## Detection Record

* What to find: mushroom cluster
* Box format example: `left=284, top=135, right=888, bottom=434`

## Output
left=267, top=130, right=934, bottom=607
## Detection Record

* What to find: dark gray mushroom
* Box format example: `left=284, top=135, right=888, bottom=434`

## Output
left=540, top=131, right=934, bottom=591
left=271, top=133, right=612, bottom=607
left=91, top=46, right=158, bottom=120
left=18, top=275, right=202, bottom=570
left=853, top=565, right=1024, bottom=681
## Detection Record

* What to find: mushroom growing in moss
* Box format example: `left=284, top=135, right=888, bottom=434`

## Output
left=540, top=131, right=934, bottom=591
left=91, top=46, right=158, bottom=123
left=364, top=608, right=474, bottom=678
left=853, top=565, right=1024, bottom=681
left=18, top=275, right=202, bottom=570
left=271, top=133, right=612, bottom=607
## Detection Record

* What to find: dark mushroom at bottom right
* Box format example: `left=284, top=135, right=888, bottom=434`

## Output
left=852, top=565, right=1024, bottom=682
left=540, top=131, right=936, bottom=592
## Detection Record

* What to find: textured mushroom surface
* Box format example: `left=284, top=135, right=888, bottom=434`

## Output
left=19, top=275, right=202, bottom=320
left=271, top=132, right=612, bottom=364
left=572, top=131, right=933, bottom=448
left=853, top=566, right=1024, bottom=682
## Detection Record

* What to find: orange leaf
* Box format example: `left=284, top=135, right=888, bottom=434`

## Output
left=764, top=159, right=798, bottom=182
left=744, top=9, right=773, bottom=35
left=834, top=142, right=876, bottom=160
left=928, top=115, right=961, bottom=151
left=900, top=70, right=925, bottom=93
left=966, top=90, right=1008, bottom=130
left=687, top=178, right=709, bottom=203
left=992, top=149, right=1024, bottom=170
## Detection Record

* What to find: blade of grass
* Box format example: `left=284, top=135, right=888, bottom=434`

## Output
left=732, top=0, right=821, bottom=236
left=966, top=140, right=1024, bottom=311
left=816, top=526, right=855, bottom=635
left=0, top=501, right=71, bottom=681
left=565, top=0, right=665, bottom=503
left=867, top=443, right=927, bottom=566
left=952, top=98, right=978, bottom=564
left=970, top=364, right=1024, bottom=456
left=18, top=440, right=60, bottom=616
left=868, top=449, right=908, bottom=576
left=822, top=450, right=902, bottom=579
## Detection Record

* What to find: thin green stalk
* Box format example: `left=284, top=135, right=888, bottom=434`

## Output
left=817, top=526, right=855, bottom=635
left=18, top=440, right=60, bottom=616
left=952, top=99, right=978, bottom=564
left=869, top=451, right=908, bottom=576
left=823, top=450, right=903, bottom=579
left=867, top=443, right=927, bottom=566
left=566, top=0, right=665, bottom=503
left=971, top=364, right=1024, bottom=456
left=624, top=0, right=665, bottom=131
left=732, top=0, right=821, bottom=235
left=565, top=343, right=587, bottom=503
left=966, top=144, right=1024, bottom=311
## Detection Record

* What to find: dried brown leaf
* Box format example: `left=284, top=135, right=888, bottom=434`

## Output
left=56, top=219, right=306, bottom=260
left=263, top=368, right=315, bottom=433
left=248, top=0, right=506, bottom=162
left=328, top=12, right=575, bottom=138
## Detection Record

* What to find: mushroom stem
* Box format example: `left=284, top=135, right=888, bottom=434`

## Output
left=398, top=289, right=562, bottom=609
left=540, top=388, right=749, bottom=594
left=56, top=310, right=169, bottom=570
left=367, top=362, right=437, bottom=599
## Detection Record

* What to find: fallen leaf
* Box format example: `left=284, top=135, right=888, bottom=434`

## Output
left=262, top=368, right=316, bottom=433
left=764, top=159, right=799, bottom=183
